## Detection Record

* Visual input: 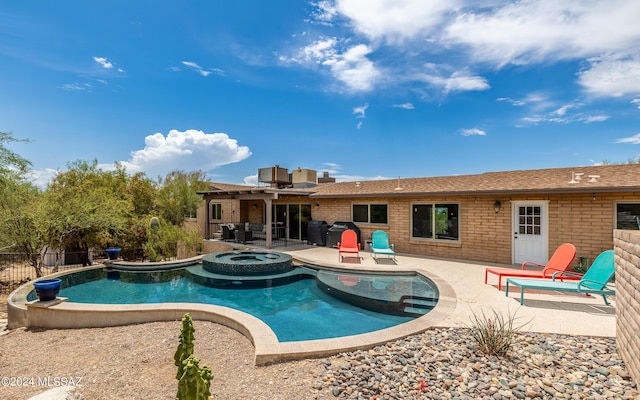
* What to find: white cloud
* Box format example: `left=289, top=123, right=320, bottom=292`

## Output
left=444, top=0, right=640, bottom=67
left=58, top=82, right=93, bottom=92
left=93, top=56, right=124, bottom=73
left=553, top=104, right=579, bottom=116
left=242, top=173, right=259, bottom=186
left=334, top=0, right=460, bottom=44
left=632, top=98, right=640, bottom=109
left=282, top=38, right=380, bottom=92
left=578, top=55, right=640, bottom=97
left=352, top=103, right=368, bottom=118
left=460, top=128, right=486, bottom=136
left=297, top=37, right=338, bottom=63
left=356, top=121, right=363, bottom=129
left=418, top=67, right=489, bottom=94
left=615, top=133, right=640, bottom=144
left=121, top=129, right=251, bottom=178
left=522, top=115, right=568, bottom=124
left=522, top=112, right=609, bottom=125
left=294, top=1, right=640, bottom=97
left=322, top=44, right=380, bottom=92
left=497, top=93, right=548, bottom=106
left=310, top=1, right=338, bottom=25
left=393, top=102, right=415, bottom=109
left=94, top=57, right=113, bottom=69
left=27, top=168, right=58, bottom=188
left=582, top=115, right=610, bottom=123
left=181, top=61, right=224, bottom=77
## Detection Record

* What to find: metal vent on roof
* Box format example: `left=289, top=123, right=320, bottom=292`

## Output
left=568, top=172, right=584, bottom=184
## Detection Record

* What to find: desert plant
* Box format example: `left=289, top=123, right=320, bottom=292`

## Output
left=176, top=355, right=212, bottom=400
left=174, top=313, right=196, bottom=379
left=467, top=308, right=529, bottom=356
left=174, top=313, right=213, bottom=400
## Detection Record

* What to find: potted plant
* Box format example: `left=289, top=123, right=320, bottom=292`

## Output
left=106, top=247, right=121, bottom=260
left=33, top=278, right=62, bottom=301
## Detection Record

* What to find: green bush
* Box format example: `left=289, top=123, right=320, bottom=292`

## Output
left=467, top=308, right=529, bottom=356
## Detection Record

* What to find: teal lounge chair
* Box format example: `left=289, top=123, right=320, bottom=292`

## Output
left=370, top=230, right=396, bottom=263
left=505, top=250, right=615, bottom=305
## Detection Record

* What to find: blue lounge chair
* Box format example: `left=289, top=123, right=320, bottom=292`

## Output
left=505, top=250, right=615, bottom=305
left=370, top=230, right=396, bottom=263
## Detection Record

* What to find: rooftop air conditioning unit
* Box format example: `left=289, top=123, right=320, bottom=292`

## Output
left=258, top=165, right=289, bottom=185
left=291, top=168, right=317, bottom=188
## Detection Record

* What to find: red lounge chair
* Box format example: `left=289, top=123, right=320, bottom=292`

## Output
left=337, top=229, right=361, bottom=263
left=485, top=243, right=578, bottom=291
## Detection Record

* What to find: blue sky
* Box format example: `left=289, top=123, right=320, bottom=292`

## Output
left=2, top=0, right=640, bottom=187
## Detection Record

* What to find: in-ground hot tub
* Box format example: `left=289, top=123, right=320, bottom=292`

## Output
left=202, top=251, right=294, bottom=276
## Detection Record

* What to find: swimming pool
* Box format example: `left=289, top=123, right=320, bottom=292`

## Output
left=26, top=265, right=438, bottom=342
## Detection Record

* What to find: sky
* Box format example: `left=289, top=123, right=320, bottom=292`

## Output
left=2, top=0, right=640, bottom=187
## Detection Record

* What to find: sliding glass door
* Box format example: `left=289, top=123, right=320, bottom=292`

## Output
left=272, top=203, right=311, bottom=241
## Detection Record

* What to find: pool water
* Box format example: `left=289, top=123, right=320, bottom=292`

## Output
left=34, top=267, right=436, bottom=342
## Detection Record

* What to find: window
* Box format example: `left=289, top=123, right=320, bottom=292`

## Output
left=352, top=203, right=388, bottom=224
left=210, top=203, right=222, bottom=220
left=518, top=206, right=541, bottom=235
left=616, top=203, right=640, bottom=230
left=412, top=203, right=459, bottom=240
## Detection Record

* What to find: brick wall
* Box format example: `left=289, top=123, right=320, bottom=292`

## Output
left=198, top=192, right=638, bottom=266
left=313, top=193, right=626, bottom=265
left=614, top=229, right=640, bottom=385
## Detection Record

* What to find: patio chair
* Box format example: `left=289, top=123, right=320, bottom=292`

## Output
left=505, top=249, right=615, bottom=305
left=221, top=224, right=235, bottom=242
left=337, top=229, right=361, bottom=263
left=370, top=230, right=396, bottom=263
left=485, top=243, right=577, bottom=291
left=237, top=223, right=253, bottom=244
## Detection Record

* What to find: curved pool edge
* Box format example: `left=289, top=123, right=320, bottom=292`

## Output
left=106, top=255, right=203, bottom=270
left=6, top=261, right=457, bottom=366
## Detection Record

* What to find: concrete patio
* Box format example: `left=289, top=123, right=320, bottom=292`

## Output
left=283, top=244, right=616, bottom=338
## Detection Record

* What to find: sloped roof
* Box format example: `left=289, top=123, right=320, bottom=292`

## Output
left=309, top=164, right=640, bottom=198
left=198, top=181, right=333, bottom=198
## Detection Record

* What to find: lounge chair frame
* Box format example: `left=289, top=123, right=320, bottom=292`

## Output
left=485, top=243, right=577, bottom=291
left=337, top=229, right=361, bottom=263
left=370, top=230, right=396, bottom=263
left=505, top=250, right=615, bottom=305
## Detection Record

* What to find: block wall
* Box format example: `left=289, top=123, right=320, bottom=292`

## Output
left=614, top=229, right=640, bottom=386
left=313, top=193, right=628, bottom=265
left=197, top=192, right=639, bottom=266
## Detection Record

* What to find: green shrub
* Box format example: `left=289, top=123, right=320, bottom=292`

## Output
left=467, top=308, right=529, bottom=356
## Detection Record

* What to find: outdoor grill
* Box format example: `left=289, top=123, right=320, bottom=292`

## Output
left=326, top=221, right=361, bottom=248
left=306, top=220, right=329, bottom=246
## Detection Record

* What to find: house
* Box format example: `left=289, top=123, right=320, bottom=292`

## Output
left=197, top=164, right=640, bottom=266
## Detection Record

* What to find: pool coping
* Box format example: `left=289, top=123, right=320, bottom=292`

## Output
left=7, top=261, right=456, bottom=365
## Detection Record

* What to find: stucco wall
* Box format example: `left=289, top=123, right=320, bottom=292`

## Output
left=614, top=229, right=640, bottom=385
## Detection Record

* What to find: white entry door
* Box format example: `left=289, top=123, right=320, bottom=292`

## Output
left=512, top=201, right=548, bottom=265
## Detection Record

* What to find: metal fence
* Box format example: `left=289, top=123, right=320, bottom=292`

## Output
left=0, top=251, right=103, bottom=295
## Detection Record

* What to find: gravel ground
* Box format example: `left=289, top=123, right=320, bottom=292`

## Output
left=0, top=320, right=330, bottom=400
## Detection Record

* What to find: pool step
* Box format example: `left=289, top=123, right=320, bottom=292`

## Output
left=400, top=295, right=437, bottom=315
